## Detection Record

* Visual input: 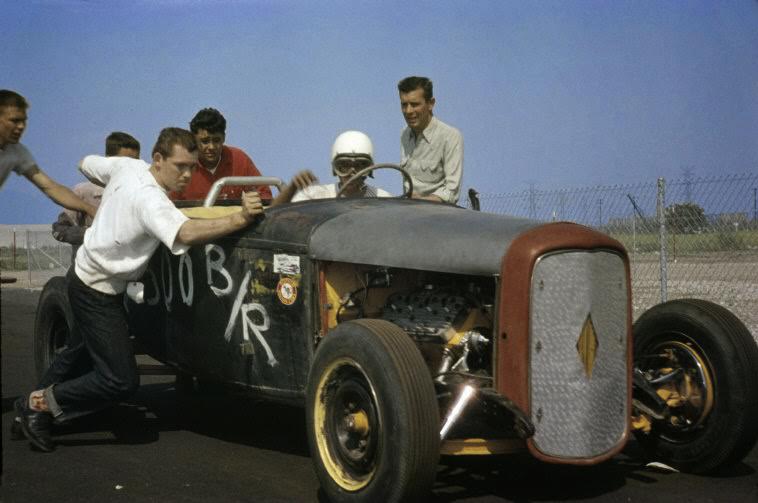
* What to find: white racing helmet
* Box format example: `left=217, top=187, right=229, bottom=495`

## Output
left=331, top=130, right=374, bottom=177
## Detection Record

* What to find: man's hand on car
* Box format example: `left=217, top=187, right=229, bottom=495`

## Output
left=240, top=190, right=264, bottom=222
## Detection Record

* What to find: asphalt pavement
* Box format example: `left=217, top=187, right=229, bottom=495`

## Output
left=2, top=286, right=757, bottom=502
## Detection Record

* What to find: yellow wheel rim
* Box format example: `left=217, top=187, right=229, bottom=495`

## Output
left=313, top=357, right=379, bottom=491
left=641, top=338, right=715, bottom=438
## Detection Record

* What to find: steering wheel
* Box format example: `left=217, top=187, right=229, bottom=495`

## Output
left=335, top=163, right=413, bottom=199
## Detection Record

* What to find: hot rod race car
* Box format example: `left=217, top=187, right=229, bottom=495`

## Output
left=34, top=168, right=758, bottom=503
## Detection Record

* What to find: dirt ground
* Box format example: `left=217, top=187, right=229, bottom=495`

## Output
left=630, top=253, right=758, bottom=342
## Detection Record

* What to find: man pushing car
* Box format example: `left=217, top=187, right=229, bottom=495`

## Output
left=15, top=127, right=266, bottom=452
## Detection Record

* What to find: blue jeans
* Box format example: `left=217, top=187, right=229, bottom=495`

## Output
left=45, top=268, right=139, bottom=423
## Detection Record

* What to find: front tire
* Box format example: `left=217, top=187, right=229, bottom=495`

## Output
left=633, top=299, right=758, bottom=473
left=306, top=319, right=440, bottom=503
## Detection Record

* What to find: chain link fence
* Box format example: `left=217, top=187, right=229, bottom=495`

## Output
left=469, top=173, right=758, bottom=336
left=0, top=225, right=73, bottom=288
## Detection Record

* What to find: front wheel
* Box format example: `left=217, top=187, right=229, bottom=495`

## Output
left=306, top=319, right=440, bottom=503
left=632, top=299, right=758, bottom=473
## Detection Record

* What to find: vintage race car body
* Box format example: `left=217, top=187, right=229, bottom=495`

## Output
left=34, top=178, right=758, bottom=503
left=130, top=198, right=631, bottom=461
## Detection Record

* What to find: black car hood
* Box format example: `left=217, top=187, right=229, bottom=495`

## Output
left=252, top=198, right=541, bottom=276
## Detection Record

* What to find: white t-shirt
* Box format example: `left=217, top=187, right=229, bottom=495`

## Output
left=0, top=143, right=37, bottom=188
left=75, top=155, right=190, bottom=294
left=291, top=182, right=392, bottom=202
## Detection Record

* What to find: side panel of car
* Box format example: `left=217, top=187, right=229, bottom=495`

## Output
left=128, top=241, right=314, bottom=398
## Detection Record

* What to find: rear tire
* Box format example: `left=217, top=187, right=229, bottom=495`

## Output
left=306, top=319, right=440, bottom=503
left=633, top=299, right=758, bottom=473
left=34, top=276, right=74, bottom=381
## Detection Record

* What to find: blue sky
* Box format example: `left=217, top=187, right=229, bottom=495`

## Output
left=2, top=0, right=757, bottom=224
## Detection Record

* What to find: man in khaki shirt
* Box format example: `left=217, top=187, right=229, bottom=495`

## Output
left=398, top=76, right=463, bottom=204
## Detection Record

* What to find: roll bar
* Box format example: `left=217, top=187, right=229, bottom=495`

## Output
left=203, top=176, right=284, bottom=207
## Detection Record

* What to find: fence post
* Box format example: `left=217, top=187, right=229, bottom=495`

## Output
left=631, top=213, right=636, bottom=264
left=657, top=177, right=667, bottom=303
left=25, top=229, right=32, bottom=287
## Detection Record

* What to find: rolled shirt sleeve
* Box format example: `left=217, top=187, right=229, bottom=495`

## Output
left=137, top=187, right=190, bottom=255
left=0, top=143, right=38, bottom=188
left=79, top=155, right=117, bottom=187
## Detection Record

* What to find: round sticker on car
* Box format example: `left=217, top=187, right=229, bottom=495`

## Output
left=276, top=278, right=298, bottom=305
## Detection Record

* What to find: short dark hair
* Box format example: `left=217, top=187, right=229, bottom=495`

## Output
left=0, top=90, right=29, bottom=110
left=105, top=131, right=141, bottom=156
left=152, top=127, right=197, bottom=158
left=398, top=76, right=434, bottom=101
left=189, top=108, right=227, bottom=135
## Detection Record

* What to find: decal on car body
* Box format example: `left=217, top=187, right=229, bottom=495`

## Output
left=276, top=277, right=298, bottom=305
left=273, top=254, right=301, bottom=275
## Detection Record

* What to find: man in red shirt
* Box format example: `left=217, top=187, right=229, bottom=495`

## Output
left=170, top=108, right=274, bottom=202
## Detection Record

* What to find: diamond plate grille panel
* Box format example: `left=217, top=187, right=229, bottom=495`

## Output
left=529, top=250, right=628, bottom=459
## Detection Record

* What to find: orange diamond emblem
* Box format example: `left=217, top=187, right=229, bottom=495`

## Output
left=577, top=314, right=599, bottom=378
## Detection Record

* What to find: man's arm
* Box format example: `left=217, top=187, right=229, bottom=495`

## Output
left=270, top=170, right=318, bottom=207
left=176, top=191, right=264, bottom=245
left=25, top=166, right=98, bottom=218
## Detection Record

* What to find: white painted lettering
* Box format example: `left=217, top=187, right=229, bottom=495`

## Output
left=161, top=248, right=173, bottom=311
left=179, top=253, right=194, bottom=306
left=206, top=244, right=232, bottom=297
left=222, top=268, right=277, bottom=367
left=241, top=303, right=278, bottom=367
left=224, top=269, right=251, bottom=341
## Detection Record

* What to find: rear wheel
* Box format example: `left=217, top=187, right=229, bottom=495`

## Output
left=633, top=299, right=758, bottom=473
left=34, top=276, right=75, bottom=381
left=306, top=319, right=439, bottom=503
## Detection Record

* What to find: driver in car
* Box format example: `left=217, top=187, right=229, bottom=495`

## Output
left=291, top=130, right=392, bottom=201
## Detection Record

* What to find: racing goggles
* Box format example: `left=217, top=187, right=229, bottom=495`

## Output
left=333, top=156, right=373, bottom=177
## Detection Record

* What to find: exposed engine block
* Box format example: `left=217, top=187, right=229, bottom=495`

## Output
left=381, top=286, right=470, bottom=342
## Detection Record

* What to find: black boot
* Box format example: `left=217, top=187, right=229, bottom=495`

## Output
left=14, top=397, right=56, bottom=452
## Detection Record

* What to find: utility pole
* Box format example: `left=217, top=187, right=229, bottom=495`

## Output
left=627, top=194, right=645, bottom=219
